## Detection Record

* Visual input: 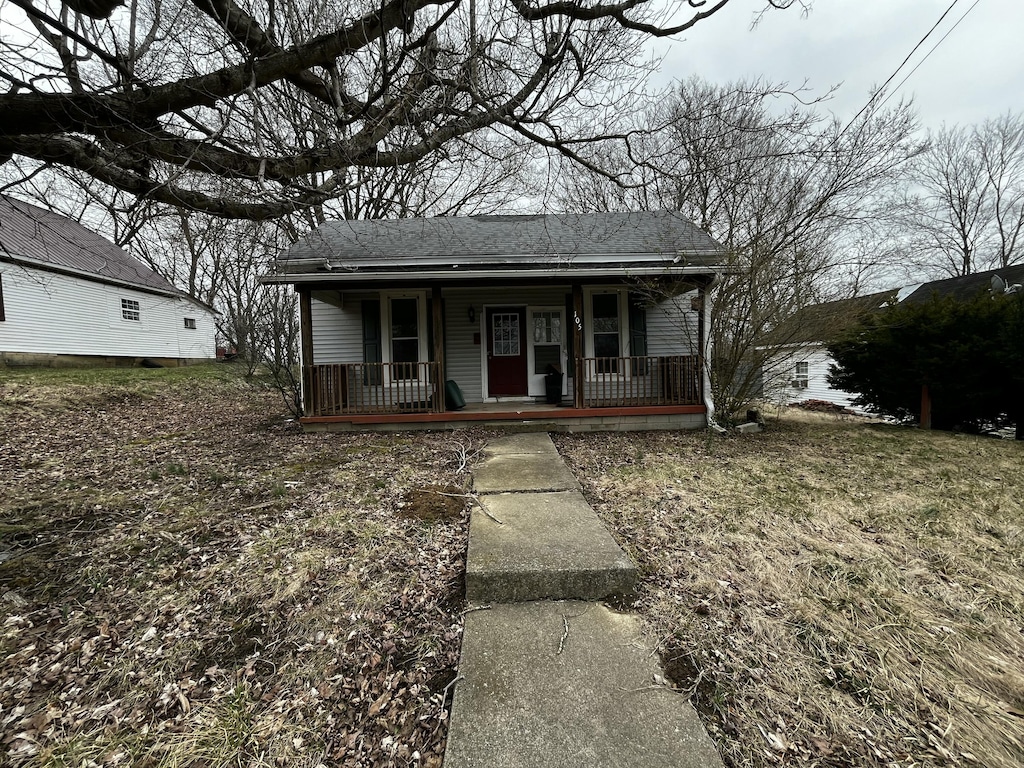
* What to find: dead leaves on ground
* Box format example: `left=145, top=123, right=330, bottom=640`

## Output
left=1, top=369, right=480, bottom=766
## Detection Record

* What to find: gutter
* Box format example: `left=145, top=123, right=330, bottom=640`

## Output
left=260, top=264, right=728, bottom=285
left=702, top=272, right=726, bottom=433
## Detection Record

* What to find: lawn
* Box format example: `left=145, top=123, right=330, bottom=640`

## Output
left=4, top=368, right=1021, bottom=768
left=553, top=414, right=1024, bottom=768
left=1, top=365, right=481, bottom=767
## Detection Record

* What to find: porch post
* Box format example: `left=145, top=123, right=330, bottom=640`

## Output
left=298, top=286, right=314, bottom=417
left=432, top=285, right=445, bottom=412
left=572, top=282, right=584, bottom=409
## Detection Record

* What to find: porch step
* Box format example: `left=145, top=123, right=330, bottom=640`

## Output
left=443, top=600, right=724, bottom=768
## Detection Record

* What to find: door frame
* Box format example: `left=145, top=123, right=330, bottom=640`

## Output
left=526, top=305, right=567, bottom=398
left=481, top=304, right=530, bottom=401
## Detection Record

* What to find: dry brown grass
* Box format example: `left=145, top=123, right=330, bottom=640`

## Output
left=0, top=365, right=484, bottom=767
left=554, top=411, right=1024, bottom=768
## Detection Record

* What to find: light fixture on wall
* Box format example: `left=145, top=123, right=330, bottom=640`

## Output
left=467, top=305, right=476, bottom=323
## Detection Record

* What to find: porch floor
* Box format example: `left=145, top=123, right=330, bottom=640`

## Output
left=299, top=401, right=707, bottom=432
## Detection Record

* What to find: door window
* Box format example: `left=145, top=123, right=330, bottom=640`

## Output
left=492, top=313, right=521, bottom=356
left=532, top=311, right=561, bottom=371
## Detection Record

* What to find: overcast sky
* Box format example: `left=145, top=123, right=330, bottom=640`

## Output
left=649, top=0, right=1024, bottom=129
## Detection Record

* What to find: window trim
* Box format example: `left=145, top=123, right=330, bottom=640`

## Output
left=793, top=361, right=809, bottom=389
left=0, top=273, right=5, bottom=322
left=380, top=290, right=429, bottom=383
left=583, top=286, right=631, bottom=379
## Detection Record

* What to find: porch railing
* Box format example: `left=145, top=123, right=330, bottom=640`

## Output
left=305, top=362, right=442, bottom=416
left=577, top=355, right=701, bottom=408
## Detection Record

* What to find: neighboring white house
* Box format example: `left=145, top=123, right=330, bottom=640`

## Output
left=0, top=195, right=218, bottom=366
left=768, top=264, right=1024, bottom=410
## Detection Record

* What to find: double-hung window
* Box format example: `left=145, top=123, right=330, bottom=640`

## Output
left=793, top=361, right=809, bottom=389
left=390, top=297, right=419, bottom=380
left=121, top=298, right=140, bottom=321
left=591, top=293, right=621, bottom=374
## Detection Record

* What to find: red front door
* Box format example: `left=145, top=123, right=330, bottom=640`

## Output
left=486, top=307, right=528, bottom=396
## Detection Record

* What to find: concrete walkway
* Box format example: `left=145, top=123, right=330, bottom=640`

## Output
left=444, top=433, right=723, bottom=768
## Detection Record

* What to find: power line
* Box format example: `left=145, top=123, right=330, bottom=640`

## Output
left=876, top=0, right=983, bottom=115
left=838, top=0, right=965, bottom=138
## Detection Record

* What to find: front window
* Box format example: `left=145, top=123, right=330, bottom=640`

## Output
left=390, top=297, right=419, bottom=379
left=592, top=293, right=620, bottom=373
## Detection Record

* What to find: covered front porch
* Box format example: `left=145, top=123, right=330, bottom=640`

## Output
left=296, top=280, right=710, bottom=430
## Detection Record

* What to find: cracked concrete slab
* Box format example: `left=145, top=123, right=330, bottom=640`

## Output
left=467, top=491, right=636, bottom=603
left=445, top=600, right=724, bottom=768
left=472, top=433, right=580, bottom=493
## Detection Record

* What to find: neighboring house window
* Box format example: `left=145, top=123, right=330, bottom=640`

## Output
left=793, top=361, right=809, bottom=389
left=183, top=317, right=196, bottom=329
left=121, top=298, right=140, bottom=321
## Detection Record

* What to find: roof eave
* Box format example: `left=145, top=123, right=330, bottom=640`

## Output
left=260, top=263, right=729, bottom=285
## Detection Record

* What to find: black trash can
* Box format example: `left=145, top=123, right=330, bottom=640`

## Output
left=544, top=364, right=563, bottom=404
left=445, top=379, right=466, bottom=410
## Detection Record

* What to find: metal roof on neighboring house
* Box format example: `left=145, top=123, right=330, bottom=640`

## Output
left=265, top=212, right=727, bottom=283
left=0, top=194, right=185, bottom=297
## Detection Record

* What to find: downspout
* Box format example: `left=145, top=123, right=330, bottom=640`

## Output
left=702, top=273, right=726, bottom=433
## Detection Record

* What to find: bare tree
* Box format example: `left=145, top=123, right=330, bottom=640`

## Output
left=900, top=113, right=1024, bottom=277
left=0, top=0, right=804, bottom=219
left=557, top=78, right=922, bottom=419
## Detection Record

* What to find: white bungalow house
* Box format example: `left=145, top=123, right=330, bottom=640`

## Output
left=0, top=195, right=217, bottom=367
left=262, top=212, right=727, bottom=431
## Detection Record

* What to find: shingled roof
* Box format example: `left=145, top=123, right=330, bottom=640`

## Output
left=900, top=263, right=1024, bottom=304
left=0, top=194, right=182, bottom=296
left=771, top=263, right=1024, bottom=346
left=265, top=212, right=726, bottom=283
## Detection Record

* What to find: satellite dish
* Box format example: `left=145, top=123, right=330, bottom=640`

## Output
left=992, top=274, right=1007, bottom=294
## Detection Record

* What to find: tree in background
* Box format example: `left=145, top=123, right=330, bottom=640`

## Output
left=900, top=113, right=1024, bottom=277
left=0, top=0, right=805, bottom=219
left=828, top=290, right=1024, bottom=439
left=557, top=77, right=922, bottom=418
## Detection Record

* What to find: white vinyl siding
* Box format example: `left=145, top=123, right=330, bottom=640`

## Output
left=0, top=262, right=216, bottom=359
left=776, top=344, right=862, bottom=410
left=645, top=292, right=700, bottom=356
left=309, top=291, right=365, bottom=364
